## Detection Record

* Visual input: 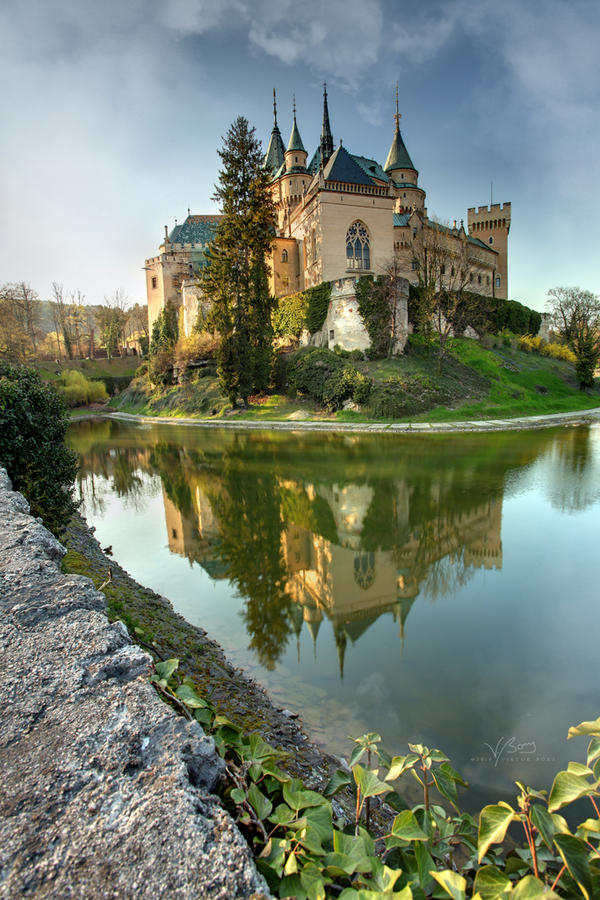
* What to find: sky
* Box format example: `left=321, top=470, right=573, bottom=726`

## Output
left=1, top=0, right=599, bottom=312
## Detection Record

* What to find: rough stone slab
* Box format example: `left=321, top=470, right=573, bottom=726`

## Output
left=0, top=469, right=269, bottom=900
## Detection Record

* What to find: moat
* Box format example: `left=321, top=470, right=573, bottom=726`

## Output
left=68, top=419, right=600, bottom=811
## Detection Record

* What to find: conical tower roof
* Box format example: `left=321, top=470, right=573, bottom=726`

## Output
left=286, top=96, right=306, bottom=153
left=384, top=88, right=415, bottom=173
left=264, top=88, right=285, bottom=173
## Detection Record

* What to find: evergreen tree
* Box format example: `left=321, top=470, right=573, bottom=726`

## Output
left=201, top=117, right=276, bottom=406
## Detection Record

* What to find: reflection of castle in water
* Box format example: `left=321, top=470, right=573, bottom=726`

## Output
left=161, top=472, right=503, bottom=663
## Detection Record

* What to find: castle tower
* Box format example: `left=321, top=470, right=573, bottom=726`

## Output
left=263, top=88, right=285, bottom=174
left=384, top=87, right=425, bottom=214
left=285, top=97, right=308, bottom=171
left=467, top=202, right=511, bottom=299
left=320, top=83, right=334, bottom=166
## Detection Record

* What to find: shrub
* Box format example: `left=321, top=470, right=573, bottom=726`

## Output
left=0, top=362, right=78, bottom=534
left=148, top=346, right=175, bottom=385
left=288, top=348, right=371, bottom=411
left=56, top=370, right=109, bottom=407
left=543, top=341, right=576, bottom=363
left=272, top=292, right=308, bottom=342
left=175, top=332, right=218, bottom=370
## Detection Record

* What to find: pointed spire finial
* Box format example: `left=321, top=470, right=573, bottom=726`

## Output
left=293, top=93, right=296, bottom=121
left=320, top=82, right=334, bottom=166
left=394, top=82, right=401, bottom=131
left=273, top=87, right=278, bottom=126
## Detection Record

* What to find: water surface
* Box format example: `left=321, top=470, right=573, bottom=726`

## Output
left=68, top=419, right=600, bottom=811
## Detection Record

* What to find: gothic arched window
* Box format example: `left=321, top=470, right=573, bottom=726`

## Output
left=281, top=249, right=288, bottom=262
left=354, top=552, right=375, bottom=590
left=345, top=221, right=371, bottom=270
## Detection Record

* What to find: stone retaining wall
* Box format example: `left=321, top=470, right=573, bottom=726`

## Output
left=0, top=469, right=269, bottom=899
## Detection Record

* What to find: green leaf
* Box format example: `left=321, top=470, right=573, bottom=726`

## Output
left=154, top=658, right=179, bottom=681
left=304, top=804, right=333, bottom=847
left=323, top=769, right=352, bottom=797
left=430, top=869, right=467, bottom=900
left=529, top=804, right=557, bottom=850
left=229, top=787, right=246, bottom=804
left=511, top=875, right=560, bottom=899
left=350, top=744, right=366, bottom=767
left=280, top=873, right=305, bottom=898
left=388, top=809, right=429, bottom=843
left=587, top=736, right=600, bottom=766
left=268, top=803, right=295, bottom=826
left=283, top=780, right=327, bottom=811
left=283, top=850, right=298, bottom=876
left=568, top=717, right=600, bottom=739
left=429, top=749, right=450, bottom=762
left=247, top=783, right=272, bottom=821
left=353, top=764, right=390, bottom=799
left=473, top=864, right=512, bottom=900
left=548, top=770, right=595, bottom=812
left=478, top=804, right=516, bottom=862
left=299, top=862, right=329, bottom=900
left=174, top=683, right=208, bottom=708
left=386, top=753, right=419, bottom=781
left=413, top=841, right=435, bottom=891
left=567, top=761, right=593, bottom=776
left=554, top=833, right=593, bottom=899
left=431, top=764, right=459, bottom=810
left=332, top=831, right=373, bottom=874
left=322, top=851, right=360, bottom=877
left=578, top=817, right=600, bottom=840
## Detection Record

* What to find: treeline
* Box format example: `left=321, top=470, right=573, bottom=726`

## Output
left=0, top=282, right=149, bottom=362
left=408, top=285, right=542, bottom=337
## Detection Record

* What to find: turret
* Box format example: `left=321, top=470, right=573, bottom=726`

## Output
left=285, top=96, right=308, bottom=171
left=263, top=88, right=285, bottom=174
left=385, top=86, right=425, bottom=214
left=467, top=202, right=511, bottom=299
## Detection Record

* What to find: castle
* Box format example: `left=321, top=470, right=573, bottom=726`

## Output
left=145, top=87, right=511, bottom=353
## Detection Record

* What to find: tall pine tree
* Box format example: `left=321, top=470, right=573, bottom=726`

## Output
left=201, top=117, right=276, bottom=406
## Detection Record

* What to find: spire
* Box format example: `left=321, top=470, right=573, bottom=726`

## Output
left=263, top=87, right=286, bottom=173
left=320, top=82, right=334, bottom=166
left=384, top=84, right=415, bottom=174
left=286, top=94, right=306, bottom=153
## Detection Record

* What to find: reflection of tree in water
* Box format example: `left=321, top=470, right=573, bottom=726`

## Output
left=420, top=550, right=473, bottom=601
left=207, top=455, right=292, bottom=670
left=545, top=427, right=600, bottom=513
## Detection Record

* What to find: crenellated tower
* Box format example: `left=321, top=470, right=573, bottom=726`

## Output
left=467, top=203, right=511, bottom=299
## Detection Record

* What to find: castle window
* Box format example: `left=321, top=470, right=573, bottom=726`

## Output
left=495, top=275, right=501, bottom=288
left=151, top=276, right=157, bottom=289
left=478, top=274, right=482, bottom=284
left=411, top=259, right=418, bottom=270
left=345, top=220, right=371, bottom=270
left=469, top=272, right=474, bottom=281
left=329, top=330, right=335, bottom=341
left=489, top=236, right=494, bottom=245
left=451, top=266, right=455, bottom=276
left=441, top=264, right=446, bottom=274
left=281, top=249, right=288, bottom=263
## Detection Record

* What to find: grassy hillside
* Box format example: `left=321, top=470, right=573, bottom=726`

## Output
left=111, top=338, right=599, bottom=423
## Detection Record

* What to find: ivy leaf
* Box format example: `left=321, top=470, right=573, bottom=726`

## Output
left=229, top=787, right=245, bottom=805
left=154, top=658, right=179, bottom=681
left=268, top=803, right=295, bottom=826
left=586, top=736, right=600, bottom=766
left=386, top=753, right=419, bottom=781
left=567, top=717, right=600, bottom=739
left=429, top=869, right=467, bottom=900
left=332, top=831, right=373, bottom=874
left=478, top=804, right=516, bottom=862
left=511, top=875, right=560, bottom=899
left=577, top=817, right=600, bottom=840
left=247, top=783, right=272, bottom=821
left=431, top=763, right=459, bottom=810
left=283, top=780, right=328, bottom=811
left=174, top=683, right=208, bottom=708
left=529, top=804, right=557, bottom=850
left=567, top=761, right=594, bottom=777
left=304, top=804, right=333, bottom=848
left=473, top=864, right=512, bottom=899
left=388, top=809, right=429, bottom=843
left=413, top=841, right=435, bottom=891
left=548, top=770, right=595, bottom=812
left=353, top=764, right=390, bottom=799
left=323, top=769, right=352, bottom=798
left=300, top=862, right=329, bottom=900
left=554, top=833, right=593, bottom=899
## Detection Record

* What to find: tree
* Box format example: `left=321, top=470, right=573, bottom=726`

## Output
left=95, top=290, right=129, bottom=360
left=547, top=287, right=600, bottom=389
left=410, top=220, right=475, bottom=370
left=0, top=282, right=41, bottom=361
left=201, top=116, right=276, bottom=406
left=0, top=362, right=78, bottom=534
left=127, top=303, right=150, bottom=356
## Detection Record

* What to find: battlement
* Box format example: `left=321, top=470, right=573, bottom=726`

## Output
left=467, top=202, right=511, bottom=218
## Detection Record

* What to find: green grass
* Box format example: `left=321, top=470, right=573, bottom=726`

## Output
left=111, top=339, right=600, bottom=424
left=34, top=356, right=138, bottom=381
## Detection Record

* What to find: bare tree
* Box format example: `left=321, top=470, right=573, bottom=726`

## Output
left=95, top=290, right=129, bottom=360
left=51, top=282, right=76, bottom=359
left=547, top=286, right=600, bottom=388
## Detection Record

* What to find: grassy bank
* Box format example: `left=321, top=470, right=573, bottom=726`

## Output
left=111, top=338, right=600, bottom=424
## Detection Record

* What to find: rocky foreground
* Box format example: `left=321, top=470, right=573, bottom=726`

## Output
left=0, top=468, right=269, bottom=899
